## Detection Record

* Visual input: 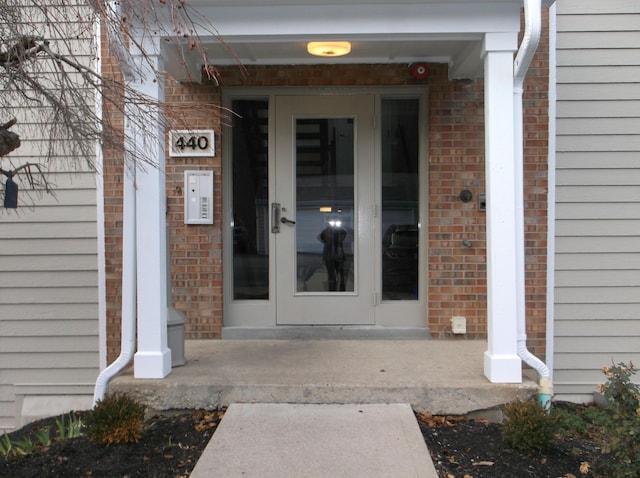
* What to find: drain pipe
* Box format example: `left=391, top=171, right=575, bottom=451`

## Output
left=93, top=163, right=137, bottom=405
left=513, top=0, right=553, bottom=410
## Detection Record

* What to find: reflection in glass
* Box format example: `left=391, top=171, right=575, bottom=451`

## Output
left=295, top=118, right=355, bottom=293
left=381, top=98, right=420, bottom=300
left=231, top=99, right=269, bottom=300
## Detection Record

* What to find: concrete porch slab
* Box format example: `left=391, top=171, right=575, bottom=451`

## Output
left=109, top=339, right=537, bottom=415
left=190, top=403, right=438, bottom=478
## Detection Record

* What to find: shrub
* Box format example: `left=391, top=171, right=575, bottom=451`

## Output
left=502, top=398, right=557, bottom=452
left=597, top=361, right=640, bottom=478
left=83, top=393, right=146, bottom=446
left=553, top=403, right=587, bottom=436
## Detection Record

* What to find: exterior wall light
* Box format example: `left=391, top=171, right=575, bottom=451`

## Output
left=307, top=41, right=351, bottom=57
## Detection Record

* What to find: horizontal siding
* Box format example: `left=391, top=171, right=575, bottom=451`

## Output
left=557, top=49, right=640, bottom=67
left=0, top=287, right=98, bottom=304
left=2, top=206, right=98, bottom=222
left=557, top=31, right=640, bottom=49
left=1, top=352, right=98, bottom=369
left=0, top=5, right=100, bottom=430
left=0, top=222, right=97, bottom=239
left=0, top=336, right=97, bottom=353
left=0, top=319, right=98, bottom=337
left=556, top=336, right=640, bottom=353
left=556, top=220, right=640, bottom=236
left=556, top=203, right=640, bottom=219
left=557, top=66, right=640, bottom=84
left=0, top=303, right=97, bottom=320
left=556, top=100, right=640, bottom=117
left=555, top=270, right=640, bottom=287
left=556, top=236, right=640, bottom=253
left=554, top=1, right=640, bottom=399
left=0, top=238, right=97, bottom=255
left=557, top=14, right=640, bottom=32
left=556, top=83, right=640, bottom=100
left=555, top=304, right=638, bottom=321
left=556, top=168, right=640, bottom=185
left=556, top=352, right=640, bottom=370
left=0, top=271, right=97, bottom=288
left=1, top=368, right=98, bottom=385
left=557, top=0, right=640, bottom=15
left=557, top=117, right=640, bottom=135
left=555, top=253, right=640, bottom=272
left=557, top=151, right=638, bottom=167
left=0, top=255, right=98, bottom=272
left=557, top=135, right=640, bottom=152
left=556, top=287, right=640, bottom=304
left=555, top=185, right=640, bottom=202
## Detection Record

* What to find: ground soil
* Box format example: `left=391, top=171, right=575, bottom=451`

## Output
left=1, top=406, right=609, bottom=478
left=417, top=411, right=610, bottom=478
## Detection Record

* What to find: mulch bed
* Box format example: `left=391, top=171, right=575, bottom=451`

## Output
left=416, top=411, right=609, bottom=478
left=0, top=410, right=222, bottom=478
left=2, top=407, right=610, bottom=478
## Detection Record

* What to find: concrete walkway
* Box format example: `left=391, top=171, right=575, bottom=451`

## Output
left=190, top=403, right=438, bottom=478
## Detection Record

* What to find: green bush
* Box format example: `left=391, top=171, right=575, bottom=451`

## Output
left=83, top=393, right=146, bottom=446
left=598, top=361, right=640, bottom=478
left=553, top=403, right=587, bottom=436
left=502, top=398, right=557, bottom=452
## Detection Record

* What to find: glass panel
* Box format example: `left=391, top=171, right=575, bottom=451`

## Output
left=295, top=118, right=355, bottom=293
left=381, top=98, right=420, bottom=300
left=231, top=99, right=269, bottom=300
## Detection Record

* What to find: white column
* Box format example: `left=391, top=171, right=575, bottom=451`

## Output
left=127, top=37, right=172, bottom=379
left=482, top=33, right=521, bottom=383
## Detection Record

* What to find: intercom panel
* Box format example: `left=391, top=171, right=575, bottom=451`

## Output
left=184, top=170, right=214, bottom=225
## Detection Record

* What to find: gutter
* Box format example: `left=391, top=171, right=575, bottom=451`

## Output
left=513, top=0, right=553, bottom=410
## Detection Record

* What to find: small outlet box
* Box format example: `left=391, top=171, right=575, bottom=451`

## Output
left=451, top=316, right=467, bottom=334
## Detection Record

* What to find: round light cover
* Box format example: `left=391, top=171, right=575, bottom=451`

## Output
left=307, top=41, right=351, bottom=57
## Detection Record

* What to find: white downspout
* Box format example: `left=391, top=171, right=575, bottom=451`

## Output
left=545, top=0, right=557, bottom=389
left=92, top=2, right=139, bottom=405
left=92, top=163, right=137, bottom=405
left=514, top=0, right=553, bottom=409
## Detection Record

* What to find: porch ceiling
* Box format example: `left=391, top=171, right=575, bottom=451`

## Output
left=157, top=1, right=533, bottom=82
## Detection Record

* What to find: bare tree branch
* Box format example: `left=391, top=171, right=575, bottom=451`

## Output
left=1, top=0, right=237, bottom=207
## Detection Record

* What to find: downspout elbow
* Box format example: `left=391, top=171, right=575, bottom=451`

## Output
left=514, top=0, right=542, bottom=86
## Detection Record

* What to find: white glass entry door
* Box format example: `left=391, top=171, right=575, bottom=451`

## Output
left=274, top=95, right=375, bottom=325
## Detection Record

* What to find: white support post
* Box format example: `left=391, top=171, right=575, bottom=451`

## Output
left=482, top=33, right=522, bottom=383
left=128, top=36, right=172, bottom=379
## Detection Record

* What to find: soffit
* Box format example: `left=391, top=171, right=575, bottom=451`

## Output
left=152, top=1, right=536, bottom=81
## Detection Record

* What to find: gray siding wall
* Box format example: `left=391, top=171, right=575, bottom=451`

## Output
left=554, top=0, right=640, bottom=400
left=0, top=170, right=99, bottom=430
left=0, top=10, right=99, bottom=429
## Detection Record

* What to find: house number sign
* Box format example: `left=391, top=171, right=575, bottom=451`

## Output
left=169, top=130, right=215, bottom=157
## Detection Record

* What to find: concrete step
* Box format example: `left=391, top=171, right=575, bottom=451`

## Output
left=110, top=340, right=538, bottom=415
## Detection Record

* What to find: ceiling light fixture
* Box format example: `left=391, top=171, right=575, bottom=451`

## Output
left=307, top=41, right=351, bottom=57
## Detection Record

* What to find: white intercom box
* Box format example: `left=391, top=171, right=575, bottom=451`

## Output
left=184, top=170, right=214, bottom=225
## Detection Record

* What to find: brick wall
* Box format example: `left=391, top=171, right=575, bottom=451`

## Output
left=103, top=12, right=549, bottom=362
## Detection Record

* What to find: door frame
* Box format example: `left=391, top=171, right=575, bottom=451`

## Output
left=222, top=87, right=429, bottom=333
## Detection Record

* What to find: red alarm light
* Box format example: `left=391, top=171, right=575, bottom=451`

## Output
left=411, top=63, right=429, bottom=79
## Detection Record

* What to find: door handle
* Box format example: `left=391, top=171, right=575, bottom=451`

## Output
left=271, top=202, right=281, bottom=233
left=280, top=217, right=296, bottom=225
